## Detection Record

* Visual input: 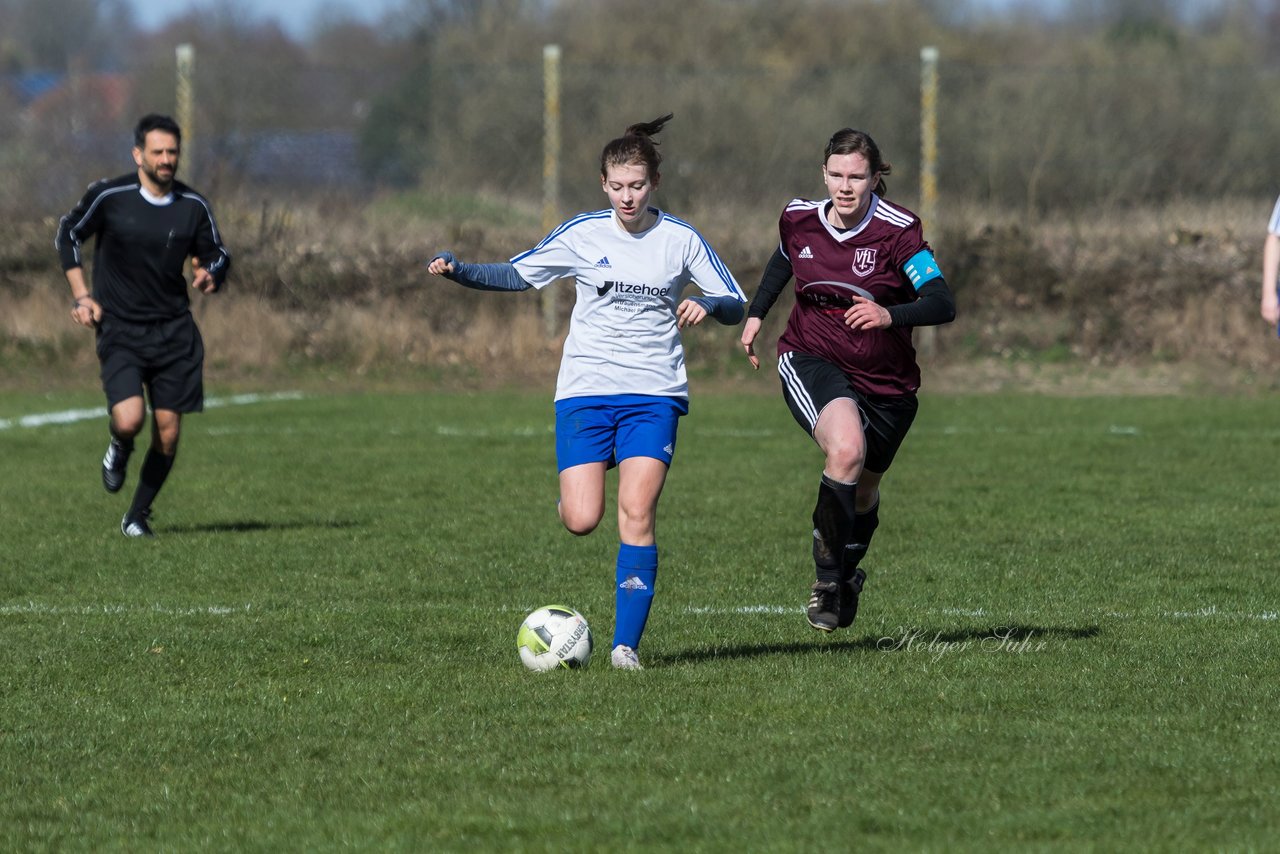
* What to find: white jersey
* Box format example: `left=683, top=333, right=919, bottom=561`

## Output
left=512, top=208, right=745, bottom=401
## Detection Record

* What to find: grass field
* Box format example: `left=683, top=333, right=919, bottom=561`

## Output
left=2, top=387, right=1278, bottom=851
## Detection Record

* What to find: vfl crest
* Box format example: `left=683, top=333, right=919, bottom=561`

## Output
left=851, top=248, right=877, bottom=277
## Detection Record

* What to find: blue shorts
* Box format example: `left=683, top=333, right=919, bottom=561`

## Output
left=554, top=395, right=689, bottom=472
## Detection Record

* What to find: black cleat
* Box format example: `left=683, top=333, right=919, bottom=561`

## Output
left=838, top=568, right=867, bottom=629
left=120, top=509, right=155, bottom=538
left=807, top=581, right=841, bottom=632
left=102, top=438, right=132, bottom=493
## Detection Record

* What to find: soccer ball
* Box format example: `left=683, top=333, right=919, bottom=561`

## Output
left=517, top=606, right=593, bottom=671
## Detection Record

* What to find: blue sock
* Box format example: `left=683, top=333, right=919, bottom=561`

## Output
left=613, top=543, right=658, bottom=650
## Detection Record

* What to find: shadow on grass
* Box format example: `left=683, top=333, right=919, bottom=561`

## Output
left=654, top=624, right=1100, bottom=666
left=162, top=518, right=361, bottom=535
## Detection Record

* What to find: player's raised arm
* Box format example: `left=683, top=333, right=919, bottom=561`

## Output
left=426, top=251, right=532, bottom=291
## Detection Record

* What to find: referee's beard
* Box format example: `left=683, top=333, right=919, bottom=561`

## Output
left=142, top=163, right=176, bottom=192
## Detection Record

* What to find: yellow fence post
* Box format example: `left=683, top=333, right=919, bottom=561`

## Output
left=919, top=45, right=939, bottom=358
left=176, top=43, right=195, bottom=181
left=542, top=44, right=562, bottom=338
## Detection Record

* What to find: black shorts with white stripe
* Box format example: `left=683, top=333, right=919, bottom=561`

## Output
left=777, top=350, right=918, bottom=474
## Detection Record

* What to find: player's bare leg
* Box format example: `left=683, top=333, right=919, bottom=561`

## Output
left=558, top=461, right=607, bottom=536
left=813, top=398, right=866, bottom=484
left=615, top=456, right=668, bottom=546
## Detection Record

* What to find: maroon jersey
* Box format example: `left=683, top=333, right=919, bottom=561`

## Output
left=776, top=195, right=932, bottom=395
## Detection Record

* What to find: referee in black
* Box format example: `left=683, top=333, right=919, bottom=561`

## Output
left=56, top=113, right=231, bottom=537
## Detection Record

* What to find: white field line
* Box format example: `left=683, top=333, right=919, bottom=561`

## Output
left=0, top=602, right=253, bottom=617
left=3, top=601, right=1274, bottom=623
left=687, top=604, right=1278, bottom=622
left=0, top=391, right=304, bottom=432
left=438, top=424, right=1280, bottom=441
left=433, top=426, right=782, bottom=439
left=436, top=425, right=550, bottom=438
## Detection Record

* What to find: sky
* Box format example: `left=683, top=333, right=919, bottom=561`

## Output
left=124, top=0, right=407, bottom=38
left=124, top=0, right=1233, bottom=38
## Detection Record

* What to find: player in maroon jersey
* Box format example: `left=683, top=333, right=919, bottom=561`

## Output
left=741, top=128, right=955, bottom=632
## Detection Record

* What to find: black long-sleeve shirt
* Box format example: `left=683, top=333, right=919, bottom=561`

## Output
left=748, top=247, right=955, bottom=328
left=55, top=174, right=231, bottom=323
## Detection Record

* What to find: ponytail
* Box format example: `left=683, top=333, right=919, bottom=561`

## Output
left=601, top=113, right=674, bottom=181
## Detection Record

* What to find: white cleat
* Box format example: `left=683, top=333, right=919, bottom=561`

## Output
left=611, top=644, right=642, bottom=670
left=120, top=509, right=155, bottom=538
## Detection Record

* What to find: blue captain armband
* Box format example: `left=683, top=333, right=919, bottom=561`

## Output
left=903, top=249, right=943, bottom=290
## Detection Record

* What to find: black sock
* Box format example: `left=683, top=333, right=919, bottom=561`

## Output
left=844, top=499, right=880, bottom=577
left=812, top=473, right=857, bottom=584
left=128, top=450, right=175, bottom=517
left=110, top=428, right=135, bottom=453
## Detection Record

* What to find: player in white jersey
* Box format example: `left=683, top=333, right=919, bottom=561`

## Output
left=426, top=114, right=746, bottom=669
left=1260, top=194, right=1280, bottom=332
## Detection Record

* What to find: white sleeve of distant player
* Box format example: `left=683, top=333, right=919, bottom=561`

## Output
left=511, top=236, right=579, bottom=290
left=686, top=238, right=746, bottom=302
left=1268, top=195, right=1280, bottom=235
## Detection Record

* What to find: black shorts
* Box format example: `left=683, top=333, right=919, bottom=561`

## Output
left=96, top=313, right=205, bottom=413
left=777, top=350, right=918, bottom=473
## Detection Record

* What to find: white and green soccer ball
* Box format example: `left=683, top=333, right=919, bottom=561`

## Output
left=517, top=606, right=593, bottom=671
